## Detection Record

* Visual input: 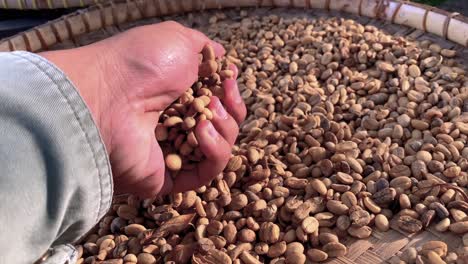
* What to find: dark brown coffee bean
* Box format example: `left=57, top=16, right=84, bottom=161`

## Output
left=375, top=178, right=389, bottom=191
left=372, top=188, right=396, bottom=205
left=429, top=202, right=449, bottom=219
left=397, top=215, right=423, bottom=233
left=447, top=200, right=468, bottom=211
left=334, top=161, right=351, bottom=174
left=330, top=184, right=351, bottom=192
left=389, top=165, right=411, bottom=178
left=421, top=209, right=435, bottom=228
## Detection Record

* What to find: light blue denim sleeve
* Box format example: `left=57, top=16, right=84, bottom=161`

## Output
left=0, top=51, right=113, bottom=264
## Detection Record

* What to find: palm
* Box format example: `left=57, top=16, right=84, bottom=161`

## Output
left=108, top=110, right=166, bottom=196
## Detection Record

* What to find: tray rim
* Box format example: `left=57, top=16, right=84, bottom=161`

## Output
left=0, top=0, right=467, bottom=52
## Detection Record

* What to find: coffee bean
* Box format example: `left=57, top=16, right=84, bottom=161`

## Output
left=429, top=202, right=450, bottom=219
left=372, top=188, right=397, bottom=205
left=323, top=242, right=347, bottom=257
left=397, top=215, right=423, bottom=233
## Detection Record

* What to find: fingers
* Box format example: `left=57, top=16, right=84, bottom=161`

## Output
left=228, top=63, right=239, bottom=79
left=221, top=75, right=247, bottom=124
left=208, top=96, right=239, bottom=145
left=155, top=21, right=225, bottom=57
left=171, top=120, right=231, bottom=193
left=183, top=27, right=225, bottom=57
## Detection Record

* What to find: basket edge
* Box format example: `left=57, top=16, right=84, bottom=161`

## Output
left=0, top=0, right=467, bottom=52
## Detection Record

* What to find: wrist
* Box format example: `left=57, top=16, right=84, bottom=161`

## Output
left=39, top=46, right=114, bottom=154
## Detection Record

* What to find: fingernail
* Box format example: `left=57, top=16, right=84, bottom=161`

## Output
left=234, top=92, right=243, bottom=104
left=206, top=121, right=218, bottom=139
left=228, top=63, right=238, bottom=78
left=213, top=98, right=229, bottom=120
left=225, top=79, right=243, bottom=104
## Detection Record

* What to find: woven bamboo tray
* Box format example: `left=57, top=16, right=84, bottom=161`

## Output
left=2, top=1, right=466, bottom=263
left=1, top=0, right=468, bottom=51
left=0, top=0, right=100, bottom=9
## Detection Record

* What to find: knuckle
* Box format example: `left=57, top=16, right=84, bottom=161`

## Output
left=210, top=96, right=220, bottom=105
left=162, top=20, right=182, bottom=28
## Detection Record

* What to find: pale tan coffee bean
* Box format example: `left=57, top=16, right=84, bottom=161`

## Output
left=225, top=155, right=242, bottom=172
left=416, top=150, right=432, bottom=163
left=435, top=218, right=451, bottom=232
left=450, top=208, right=467, bottom=222
left=285, top=252, right=306, bottom=264
left=336, top=172, right=354, bottom=185
left=306, top=248, right=328, bottom=262
left=408, top=64, right=421, bottom=77
left=375, top=214, right=389, bottom=232
left=441, top=49, right=456, bottom=57
left=318, top=232, right=339, bottom=245
left=421, top=241, right=447, bottom=257
left=341, top=192, right=357, bottom=208
left=426, top=250, right=445, bottom=264
left=124, top=224, right=146, bottom=236
left=164, top=116, right=183, bottom=127
left=311, top=179, right=327, bottom=195
left=267, top=241, right=287, bottom=258
left=192, top=98, right=205, bottom=113
left=347, top=225, right=372, bottom=239
left=363, top=197, right=381, bottom=214
left=137, top=253, right=156, bottom=264
left=301, top=216, right=319, bottom=234
left=198, top=60, right=218, bottom=78
left=326, top=200, right=349, bottom=215
left=323, top=242, right=347, bottom=257
left=377, top=61, right=395, bottom=72
left=289, top=61, right=298, bottom=74
left=449, top=221, right=468, bottom=234
left=165, top=153, right=182, bottom=171
left=401, top=247, right=417, bottom=264
left=183, top=116, right=196, bottom=130
left=117, top=205, right=138, bottom=220
left=201, top=44, right=216, bottom=61
left=399, top=193, right=412, bottom=209
left=123, top=254, right=137, bottom=263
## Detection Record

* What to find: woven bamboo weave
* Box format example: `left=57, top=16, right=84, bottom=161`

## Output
left=0, top=0, right=101, bottom=10
left=1, top=1, right=466, bottom=263
left=0, top=0, right=467, bottom=50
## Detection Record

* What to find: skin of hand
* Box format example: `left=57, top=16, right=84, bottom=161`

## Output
left=40, top=21, right=247, bottom=198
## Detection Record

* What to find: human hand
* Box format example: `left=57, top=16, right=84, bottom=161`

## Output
left=40, top=21, right=246, bottom=197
